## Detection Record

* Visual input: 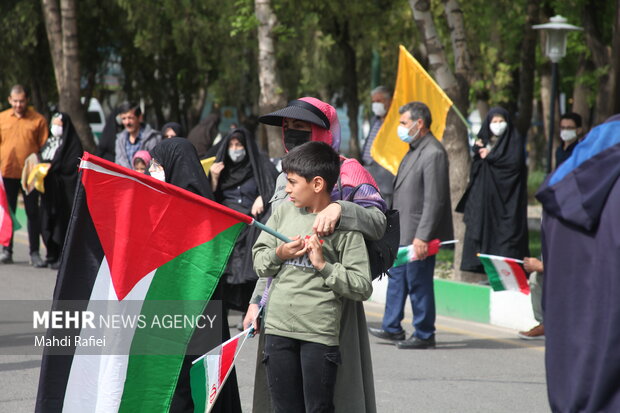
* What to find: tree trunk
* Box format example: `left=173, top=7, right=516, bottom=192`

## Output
left=539, top=62, right=560, bottom=171
left=410, top=0, right=481, bottom=282
left=42, top=0, right=96, bottom=152
left=337, top=22, right=361, bottom=159
left=527, top=99, right=546, bottom=174
left=255, top=0, right=286, bottom=158
left=582, top=0, right=613, bottom=124
left=571, top=57, right=591, bottom=130
left=515, top=0, right=539, bottom=139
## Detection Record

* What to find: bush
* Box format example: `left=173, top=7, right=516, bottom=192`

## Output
left=528, top=169, right=546, bottom=203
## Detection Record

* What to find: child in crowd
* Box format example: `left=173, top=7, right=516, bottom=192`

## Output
left=252, top=141, right=372, bottom=413
left=132, top=150, right=151, bottom=174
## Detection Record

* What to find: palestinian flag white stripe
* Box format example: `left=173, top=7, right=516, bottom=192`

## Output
left=62, top=258, right=156, bottom=413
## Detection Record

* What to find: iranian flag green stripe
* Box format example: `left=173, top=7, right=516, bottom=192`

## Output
left=478, top=254, right=530, bottom=294
left=190, top=355, right=208, bottom=412
left=119, top=225, right=243, bottom=412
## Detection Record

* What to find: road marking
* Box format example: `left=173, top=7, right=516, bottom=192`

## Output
left=364, top=309, right=545, bottom=352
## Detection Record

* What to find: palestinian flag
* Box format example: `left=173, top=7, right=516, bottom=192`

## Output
left=190, top=328, right=252, bottom=413
left=478, top=253, right=530, bottom=294
left=35, top=153, right=252, bottom=412
left=0, top=174, right=12, bottom=247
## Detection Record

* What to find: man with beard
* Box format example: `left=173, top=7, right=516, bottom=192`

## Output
left=114, top=102, right=161, bottom=169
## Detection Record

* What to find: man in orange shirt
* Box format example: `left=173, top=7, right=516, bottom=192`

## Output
left=0, top=85, right=48, bottom=266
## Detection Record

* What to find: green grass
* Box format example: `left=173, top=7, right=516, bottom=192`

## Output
left=529, top=229, right=541, bottom=259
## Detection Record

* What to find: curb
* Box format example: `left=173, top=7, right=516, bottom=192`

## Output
left=370, top=276, right=537, bottom=331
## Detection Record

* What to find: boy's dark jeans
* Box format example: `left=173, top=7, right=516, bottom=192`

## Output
left=264, top=334, right=341, bottom=413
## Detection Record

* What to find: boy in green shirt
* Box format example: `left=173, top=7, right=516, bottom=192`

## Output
left=252, top=141, right=372, bottom=412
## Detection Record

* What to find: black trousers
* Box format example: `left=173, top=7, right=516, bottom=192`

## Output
left=3, top=178, right=41, bottom=254
left=264, top=334, right=341, bottom=413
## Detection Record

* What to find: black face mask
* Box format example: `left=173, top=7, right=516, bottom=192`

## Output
left=284, top=128, right=311, bottom=151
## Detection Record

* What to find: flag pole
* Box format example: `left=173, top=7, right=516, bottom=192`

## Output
left=250, top=219, right=292, bottom=243
left=477, top=253, right=525, bottom=264
left=450, top=105, right=473, bottom=135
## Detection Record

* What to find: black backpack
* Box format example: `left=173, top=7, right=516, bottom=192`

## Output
left=337, top=180, right=400, bottom=280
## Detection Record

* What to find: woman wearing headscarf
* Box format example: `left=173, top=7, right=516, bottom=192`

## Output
left=149, top=138, right=240, bottom=413
left=150, top=137, right=214, bottom=199
left=209, top=128, right=278, bottom=319
left=246, top=97, right=386, bottom=413
left=456, top=107, right=529, bottom=273
left=162, top=122, right=185, bottom=139
left=39, top=112, right=83, bottom=269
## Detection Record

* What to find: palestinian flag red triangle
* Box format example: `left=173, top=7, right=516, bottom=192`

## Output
left=80, top=153, right=252, bottom=300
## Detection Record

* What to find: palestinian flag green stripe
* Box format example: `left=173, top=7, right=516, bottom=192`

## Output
left=118, top=223, right=244, bottom=412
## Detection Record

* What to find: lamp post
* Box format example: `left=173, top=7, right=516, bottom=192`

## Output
left=533, top=15, right=582, bottom=173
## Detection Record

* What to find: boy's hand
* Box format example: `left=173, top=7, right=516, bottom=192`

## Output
left=276, top=235, right=307, bottom=261
left=306, top=234, right=326, bottom=271
left=313, top=203, right=341, bottom=236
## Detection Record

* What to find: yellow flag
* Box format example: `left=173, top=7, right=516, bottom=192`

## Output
left=200, top=157, right=216, bottom=176
left=371, top=45, right=453, bottom=175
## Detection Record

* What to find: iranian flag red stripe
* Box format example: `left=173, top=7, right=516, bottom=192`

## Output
left=478, top=253, right=530, bottom=295
left=36, top=153, right=252, bottom=413
left=190, top=328, right=251, bottom=413
left=0, top=175, right=12, bottom=247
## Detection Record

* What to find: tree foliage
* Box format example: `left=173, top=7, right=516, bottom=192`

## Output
left=0, top=0, right=616, bottom=161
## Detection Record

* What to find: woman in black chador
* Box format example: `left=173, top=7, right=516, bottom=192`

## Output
left=40, top=112, right=83, bottom=269
left=150, top=137, right=241, bottom=413
left=456, top=107, right=529, bottom=273
left=209, top=128, right=278, bottom=318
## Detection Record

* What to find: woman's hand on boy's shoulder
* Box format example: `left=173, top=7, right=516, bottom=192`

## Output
left=275, top=235, right=307, bottom=261
left=313, top=203, right=341, bottom=236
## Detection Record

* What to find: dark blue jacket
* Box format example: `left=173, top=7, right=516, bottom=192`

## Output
left=536, top=117, right=620, bottom=412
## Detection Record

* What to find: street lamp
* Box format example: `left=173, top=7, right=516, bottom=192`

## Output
left=533, top=15, right=582, bottom=173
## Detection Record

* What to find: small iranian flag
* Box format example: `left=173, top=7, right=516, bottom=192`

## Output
left=190, top=328, right=252, bottom=413
left=0, top=174, right=12, bottom=247
left=392, top=239, right=457, bottom=267
left=478, top=253, right=530, bottom=294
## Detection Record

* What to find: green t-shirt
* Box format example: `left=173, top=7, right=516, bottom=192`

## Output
left=252, top=201, right=372, bottom=346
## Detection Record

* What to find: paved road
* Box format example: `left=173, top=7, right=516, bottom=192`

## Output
left=0, top=229, right=549, bottom=412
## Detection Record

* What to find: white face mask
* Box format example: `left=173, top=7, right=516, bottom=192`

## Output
left=372, top=102, right=386, bottom=117
left=489, top=121, right=507, bottom=137
left=51, top=124, right=63, bottom=138
left=150, top=170, right=166, bottom=182
left=560, top=129, right=577, bottom=142
left=228, top=148, right=246, bottom=163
